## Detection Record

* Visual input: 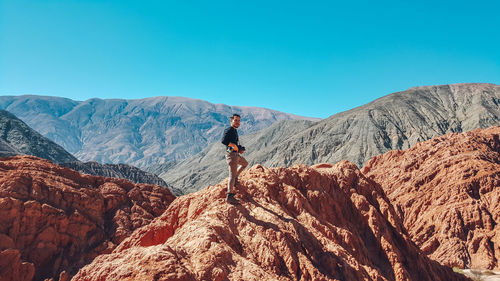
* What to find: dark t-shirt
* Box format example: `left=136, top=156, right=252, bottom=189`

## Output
left=221, top=126, right=244, bottom=151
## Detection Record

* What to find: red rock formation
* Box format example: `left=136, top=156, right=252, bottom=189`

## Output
left=363, top=126, right=500, bottom=270
left=73, top=161, right=467, bottom=281
left=0, top=155, right=175, bottom=281
left=0, top=249, right=35, bottom=281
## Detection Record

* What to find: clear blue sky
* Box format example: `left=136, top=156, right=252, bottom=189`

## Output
left=1, top=0, right=499, bottom=118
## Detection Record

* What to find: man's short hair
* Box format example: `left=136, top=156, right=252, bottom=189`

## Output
left=230, top=113, right=241, bottom=120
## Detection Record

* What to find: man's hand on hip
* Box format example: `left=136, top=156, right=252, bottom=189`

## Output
left=228, top=143, right=239, bottom=152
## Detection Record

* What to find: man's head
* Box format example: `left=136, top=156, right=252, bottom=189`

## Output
left=230, top=114, right=241, bottom=128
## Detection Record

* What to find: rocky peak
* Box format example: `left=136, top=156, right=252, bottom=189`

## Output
left=363, top=126, right=500, bottom=270
left=74, top=162, right=466, bottom=281
left=261, top=83, right=500, bottom=167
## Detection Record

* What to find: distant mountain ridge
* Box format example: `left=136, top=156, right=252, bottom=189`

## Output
left=0, top=95, right=317, bottom=168
left=158, top=83, right=500, bottom=193
left=265, top=83, right=500, bottom=167
left=60, top=161, right=182, bottom=195
left=0, top=109, right=176, bottom=192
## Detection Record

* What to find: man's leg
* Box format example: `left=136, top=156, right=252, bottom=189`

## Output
left=235, top=155, right=248, bottom=179
left=226, top=152, right=238, bottom=194
left=232, top=155, right=247, bottom=188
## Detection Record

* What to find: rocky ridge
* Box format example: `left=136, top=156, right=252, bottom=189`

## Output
left=0, top=155, right=176, bottom=281
left=277, top=83, right=500, bottom=167
left=74, top=162, right=467, bottom=281
left=363, top=126, right=500, bottom=270
left=60, top=161, right=182, bottom=196
left=0, top=110, right=77, bottom=163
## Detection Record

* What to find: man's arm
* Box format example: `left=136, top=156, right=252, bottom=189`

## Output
left=221, top=127, right=232, bottom=146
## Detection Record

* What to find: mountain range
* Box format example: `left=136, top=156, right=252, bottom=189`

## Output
left=158, top=83, right=500, bottom=193
left=0, top=95, right=317, bottom=168
left=0, top=109, right=178, bottom=193
left=3, top=83, right=500, bottom=196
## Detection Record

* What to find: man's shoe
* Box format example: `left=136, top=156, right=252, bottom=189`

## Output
left=226, top=193, right=239, bottom=205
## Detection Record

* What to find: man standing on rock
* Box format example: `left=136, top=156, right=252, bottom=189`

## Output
left=221, top=113, right=248, bottom=204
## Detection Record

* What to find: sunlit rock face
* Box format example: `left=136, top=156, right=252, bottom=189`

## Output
left=74, top=162, right=466, bottom=281
left=363, top=126, right=500, bottom=270
left=0, top=155, right=175, bottom=281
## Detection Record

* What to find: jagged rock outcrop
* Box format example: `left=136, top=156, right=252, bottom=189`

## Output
left=0, top=95, right=317, bottom=167
left=362, top=126, right=500, bottom=270
left=60, top=161, right=182, bottom=196
left=0, top=110, right=78, bottom=163
left=0, top=249, right=35, bottom=281
left=0, top=155, right=176, bottom=281
left=74, top=162, right=467, bottom=281
left=155, top=83, right=500, bottom=194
